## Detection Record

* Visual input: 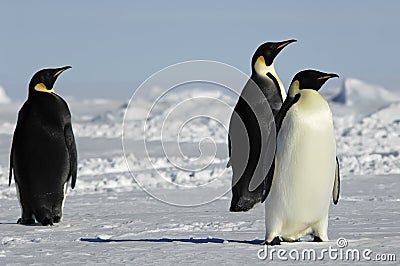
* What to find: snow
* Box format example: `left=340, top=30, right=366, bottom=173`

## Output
left=331, top=78, right=399, bottom=108
left=0, top=78, right=399, bottom=264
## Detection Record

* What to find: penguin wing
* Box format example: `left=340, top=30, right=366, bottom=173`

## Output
left=261, top=94, right=301, bottom=203
left=261, top=159, right=274, bottom=203
left=274, top=93, right=300, bottom=132
left=64, top=123, right=77, bottom=189
left=333, top=156, right=340, bottom=204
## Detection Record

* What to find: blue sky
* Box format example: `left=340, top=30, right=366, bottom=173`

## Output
left=1, top=1, right=399, bottom=99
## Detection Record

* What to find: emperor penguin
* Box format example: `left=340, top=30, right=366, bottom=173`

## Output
left=261, top=70, right=340, bottom=245
left=9, top=66, right=77, bottom=226
left=228, top=39, right=296, bottom=212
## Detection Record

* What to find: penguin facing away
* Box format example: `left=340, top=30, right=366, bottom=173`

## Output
left=261, top=70, right=340, bottom=245
left=9, top=66, right=77, bottom=226
left=228, top=39, right=296, bottom=212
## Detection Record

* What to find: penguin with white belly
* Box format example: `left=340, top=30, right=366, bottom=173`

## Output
left=261, top=70, right=340, bottom=245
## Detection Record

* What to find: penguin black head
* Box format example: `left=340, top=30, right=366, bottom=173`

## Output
left=28, top=66, right=72, bottom=96
left=288, top=70, right=339, bottom=97
left=251, top=39, right=296, bottom=72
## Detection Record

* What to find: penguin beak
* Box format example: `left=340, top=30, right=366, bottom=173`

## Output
left=53, top=66, right=72, bottom=78
left=314, top=73, right=339, bottom=91
left=265, top=39, right=296, bottom=66
left=276, top=39, right=297, bottom=51
left=317, top=73, right=339, bottom=80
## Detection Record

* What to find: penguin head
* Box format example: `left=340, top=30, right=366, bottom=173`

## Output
left=29, top=66, right=71, bottom=95
left=251, top=39, right=296, bottom=74
left=288, top=70, right=339, bottom=97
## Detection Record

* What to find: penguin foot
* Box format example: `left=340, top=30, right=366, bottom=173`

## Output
left=313, top=236, right=323, bottom=242
left=261, top=236, right=281, bottom=246
left=17, top=218, right=35, bottom=225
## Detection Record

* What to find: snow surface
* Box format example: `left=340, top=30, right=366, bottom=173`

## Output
left=331, top=78, right=400, bottom=108
left=0, top=79, right=399, bottom=265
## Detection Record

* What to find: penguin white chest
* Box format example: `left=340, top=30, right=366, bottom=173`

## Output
left=265, top=90, right=336, bottom=241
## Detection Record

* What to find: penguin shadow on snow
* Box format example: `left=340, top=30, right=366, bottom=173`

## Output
left=79, top=236, right=326, bottom=245
left=79, top=237, right=264, bottom=245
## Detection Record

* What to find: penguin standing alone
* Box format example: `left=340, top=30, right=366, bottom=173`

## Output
left=9, top=66, right=77, bottom=226
left=228, top=39, right=296, bottom=212
left=262, top=70, right=340, bottom=245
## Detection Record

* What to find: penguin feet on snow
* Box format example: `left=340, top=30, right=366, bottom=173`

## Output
left=313, top=236, right=323, bottom=242
left=261, top=236, right=281, bottom=246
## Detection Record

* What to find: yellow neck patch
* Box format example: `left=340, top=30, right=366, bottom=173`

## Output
left=257, top=56, right=266, bottom=65
left=254, top=56, right=268, bottom=75
left=34, top=83, right=54, bottom=93
left=288, top=80, right=300, bottom=97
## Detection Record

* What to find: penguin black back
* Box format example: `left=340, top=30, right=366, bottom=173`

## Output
left=228, top=40, right=296, bottom=212
left=9, top=66, right=77, bottom=225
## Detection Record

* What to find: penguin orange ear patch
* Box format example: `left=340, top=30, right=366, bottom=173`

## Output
left=254, top=56, right=270, bottom=77
left=34, top=83, right=54, bottom=93
left=34, top=83, right=47, bottom=92
left=288, top=80, right=300, bottom=97
left=257, top=56, right=266, bottom=66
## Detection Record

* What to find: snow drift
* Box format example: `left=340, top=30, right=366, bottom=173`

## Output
left=332, top=78, right=399, bottom=107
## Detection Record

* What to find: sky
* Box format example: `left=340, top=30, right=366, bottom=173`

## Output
left=0, top=1, right=399, bottom=99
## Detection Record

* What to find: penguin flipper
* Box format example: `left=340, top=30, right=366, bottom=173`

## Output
left=261, top=159, right=275, bottom=203
left=275, top=93, right=301, bottom=132
left=332, top=156, right=340, bottom=204
left=64, top=123, right=77, bottom=189
left=262, top=94, right=300, bottom=203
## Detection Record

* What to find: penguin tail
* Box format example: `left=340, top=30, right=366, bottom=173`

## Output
left=261, top=190, right=267, bottom=203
